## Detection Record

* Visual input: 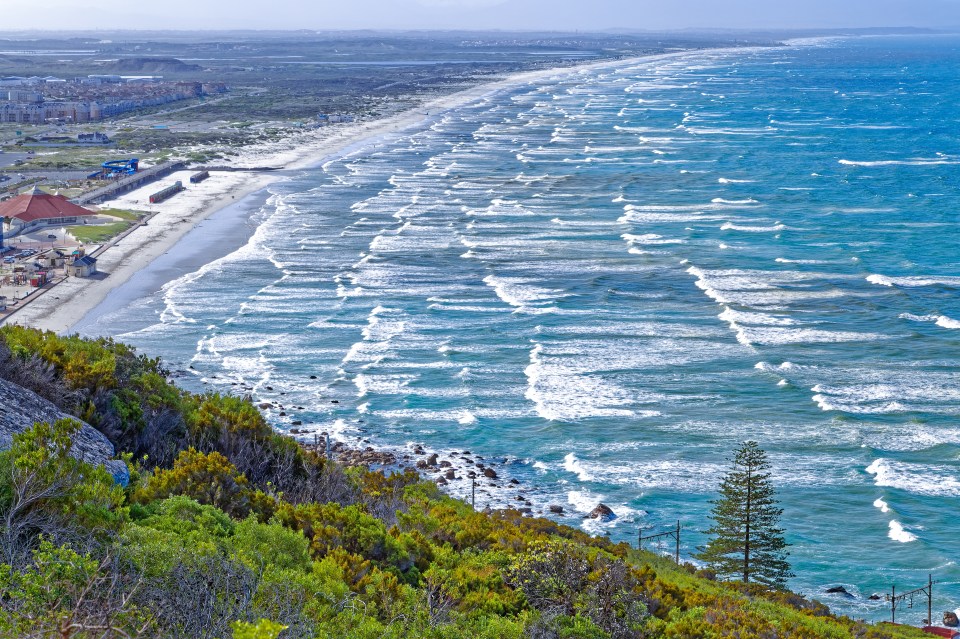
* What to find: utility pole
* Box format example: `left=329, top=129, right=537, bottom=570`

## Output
left=886, top=574, right=936, bottom=625
left=639, top=520, right=682, bottom=564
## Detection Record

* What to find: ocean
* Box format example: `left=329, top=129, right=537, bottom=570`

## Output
left=76, top=35, right=960, bottom=622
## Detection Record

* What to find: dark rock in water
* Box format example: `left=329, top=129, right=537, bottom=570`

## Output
left=416, top=460, right=428, bottom=469
left=279, top=412, right=286, bottom=417
left=483, top=467, right=498, bottom=479
left=444, top=469, right=456, bottom=480
left=258, top=403, right=272, bottom=409
left=0, top=378, right=127, bottom=486
left=439, top=460, right=452, bottom=468
left=549, top=505, right=565, bottom=514
left=310, top=375, right=317, bottom=379
left=266, top=386, right=273, bottom=391
left=289, top=428, right=300, bottom=435
left=436, top=477, right=448, bottom=486
left=426, top=453, right=438, bottom=466
left=944, top=611, right=960, bottom=627
left=868, top=594, right=882, bottom=601
left=825, top=586, right=854, bottom=598
left=509, top=478, right=520, bottom=485
left=331, top=400, right=339, bottom=404
left=519, top=507, right=532, bottom=515
left=291, top=420, right=302, bottom=426
left=588, top=503, right=616, bottom=521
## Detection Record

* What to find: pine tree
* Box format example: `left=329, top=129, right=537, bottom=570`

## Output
left=695, top=441, right=793, bottom=589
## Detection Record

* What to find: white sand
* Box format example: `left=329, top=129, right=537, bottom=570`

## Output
left=5, top=56, right=639, bottom=334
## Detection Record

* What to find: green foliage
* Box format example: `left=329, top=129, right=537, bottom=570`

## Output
left=0, top=328, right=933, bottom=639
left=0, top=419, right=126, bottom=564
left=695, top=441, right=793, bottom=589
left=134, top=448, right=271, bottom=519
left=232, top=619, right=288, bottom=639
left=0, top=540, right=150, bottom=638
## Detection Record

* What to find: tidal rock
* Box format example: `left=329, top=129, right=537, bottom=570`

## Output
left=444, top=469, right=456, bottom=480
left=588, top=503, right=616, bottom=521
left=825, top=586, right=854, bottom=598
left=944, top=611, right=959, bottom=627
left=439, top=460, right=452, bottom=468
left=868, top=594, right=882, bottom=601
left=258, top=403, right=272, bottom=409
left=426, top=453, right=438, bottom=466
left=483, top=467, right=498, bottom=479
left=549, top=504, right=565, bottom=514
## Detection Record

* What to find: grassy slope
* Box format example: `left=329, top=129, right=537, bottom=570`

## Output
left=0, top=326, right=932, bottom=639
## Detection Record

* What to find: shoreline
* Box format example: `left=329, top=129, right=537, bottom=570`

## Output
left=1, top=50, right=690, bottom=334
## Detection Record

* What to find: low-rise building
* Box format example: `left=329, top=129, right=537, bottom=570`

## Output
left=71, top=255, right=97, bottom=277
left=0, top=188, right=99, bottom=235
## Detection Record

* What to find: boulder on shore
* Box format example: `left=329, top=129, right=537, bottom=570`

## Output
left=548, top=504, right=565, bottom=514
left=587, top=503, right=616, bottom=521
left=944, top=611, right=960, bottom=627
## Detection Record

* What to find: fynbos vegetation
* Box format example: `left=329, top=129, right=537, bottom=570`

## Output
left=0, top=328, right=929, bottom=638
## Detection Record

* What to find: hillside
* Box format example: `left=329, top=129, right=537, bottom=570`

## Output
left=0, top=326, right=931, bottom=639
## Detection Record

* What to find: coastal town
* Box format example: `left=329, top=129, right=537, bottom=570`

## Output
left=0, top=30, right=677, bottom=329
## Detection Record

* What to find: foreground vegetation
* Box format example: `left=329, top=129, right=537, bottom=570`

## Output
left=0, top=327, right=928, bottom=638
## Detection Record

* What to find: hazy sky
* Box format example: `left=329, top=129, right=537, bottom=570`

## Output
left=3, top=0, right=960, bottom=31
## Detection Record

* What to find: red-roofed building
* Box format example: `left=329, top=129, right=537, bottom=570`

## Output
left=0, top=187, right=98, bottom=234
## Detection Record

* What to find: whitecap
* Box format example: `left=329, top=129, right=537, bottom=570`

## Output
left=888, top=520, right=917, bottom=543
left=721, top=222, right=786, bottom=232
left=564, top=453, right=593, bottom=481
left=868, top=274, right=960, bottom=287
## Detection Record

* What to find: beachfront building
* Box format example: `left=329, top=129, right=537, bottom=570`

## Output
left=0, top=188, right=98, bottom=235
left=71, top=255, right=97, bottom=277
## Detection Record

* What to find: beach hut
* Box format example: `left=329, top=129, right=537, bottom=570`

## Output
left=71, top=255, right=97, bottom=277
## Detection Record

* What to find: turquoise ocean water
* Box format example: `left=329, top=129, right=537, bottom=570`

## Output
left=78, top=36, right=960, bottom=621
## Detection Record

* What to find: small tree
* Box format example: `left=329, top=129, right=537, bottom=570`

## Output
left=695, top=441, right=793, bottom=589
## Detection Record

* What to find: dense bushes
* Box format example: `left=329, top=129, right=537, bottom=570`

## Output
left=0, top=328, right=932, bottom=639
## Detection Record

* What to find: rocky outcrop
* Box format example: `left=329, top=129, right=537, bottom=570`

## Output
left=824, top=585, right=854, bottom=598
left=0, top=377, right=127, bottom=485
left=588, top=503, right=616, bottom=521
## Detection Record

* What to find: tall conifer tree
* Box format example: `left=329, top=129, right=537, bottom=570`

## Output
left=696, top=441, right=793, bottom=589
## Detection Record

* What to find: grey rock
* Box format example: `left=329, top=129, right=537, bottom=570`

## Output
left=0, top=378, right=126, bottom=485
left=587, top=503, right=616, bottom=521
left=945, top=611, right=959, bottom=627
left=825, top=586, right=854, bottom=598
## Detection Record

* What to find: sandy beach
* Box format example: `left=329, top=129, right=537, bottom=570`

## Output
left=4, top=56, right=639, bottom=334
